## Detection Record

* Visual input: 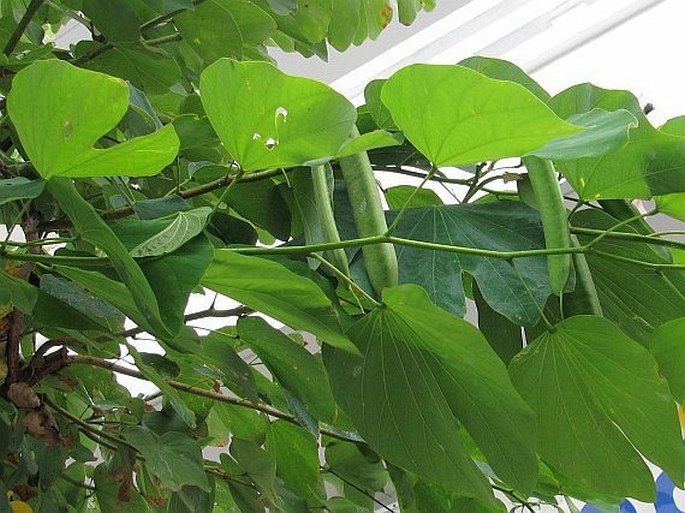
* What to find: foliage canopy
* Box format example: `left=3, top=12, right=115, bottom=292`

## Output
left=0, top=1, right=684, bottom=512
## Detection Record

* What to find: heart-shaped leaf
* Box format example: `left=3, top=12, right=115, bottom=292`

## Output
left=200, top=59, right=357, bottom=171
left=7, top=60, right=179, bottom=179
left=381, top=64, right=580, bottom=166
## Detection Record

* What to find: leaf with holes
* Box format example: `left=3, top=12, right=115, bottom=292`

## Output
left=200, top=59, right=357, bottom=171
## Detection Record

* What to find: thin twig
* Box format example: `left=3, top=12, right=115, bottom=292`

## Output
left=3, top=0, right=46, bottom=56
left=326, top=468, right=394, bottom=513
left=37, top=167, right=286, bottom=233
left=67, top=355, right=362, bottom=443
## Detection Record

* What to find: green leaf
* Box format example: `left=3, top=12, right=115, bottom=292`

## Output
left=509, top=315, right=683, bottom=501
left=129, top=207, right=211, bottom=257
left=473, top=284, right=522, bottom=364
left=237, top=316, right=339, bottom=423
left=266, top=420, right=318, bottom=498
left=123, top=426, right=209, bottom=492
left=176, top=0, right=275, bottom=62
left=384, top=185, right=442, bottom=209
left=388, top=200, right=553, bottom=325
left=528, top=109, right=638, bottom=160
left=291, top=0, right=332, bottom=43
left=381, top=64, right=579, bottom=166
left=457, top=56, right=550, bottom=102
left=324, top=284, right=537, bottom=497
left=201, top=251, right=357, bottom=353
left=133, top=195, right=191, bottom=220
left=126, top=343, right=196, bottom=428
left=656, top=192, right=685, bottom=220
left=47, top=178, right=169, bottom=336
left=549, top=83, right=685, bottom=199
left=390, top=466, right=506, bottom=513
left=0, top=177, right=45, bottom=206
left=229, top=438, right=278, bottom=500
left=328, top=0, right=360, bottom=51
left=333, top=129, right=403, bottom=159
left=86, top=43, right=182, bottom=95
left=82, top=0, right=141, bottom=42
left=650, top=317, right=685, bottom=403
left=7, top=60, right=179, bottom=179
left=364, top=79, right=397, bottom=131
left=112, top=219, right=214, bottom=334
left=168, top=483, right=215, bottom=513
left=201, top=331, right=258, bottom=402
left=325, top=441, right=389, bottom=496
left=94, top=462, right=152, bottom=512
left=571, top=208, right=685, bottom=343
left=397, top=0, right=420, bottom=25
left=200, top=59, right=357, bottom=171
left=266, top=0, right=297, bottom=15
left=224, top=179, right=292, bottom=241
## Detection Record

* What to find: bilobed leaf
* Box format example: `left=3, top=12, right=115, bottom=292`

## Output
left=389, top=200, right=553, bottom=325
left=381, top=64, right=580, bottom=166
left=123, top=426, right=209, bottom=491
left=549, top=83, right=685, bottom=199
left=509, top=316, right=683, bottom=501
left=7, top=60, right=179, bottom=179
left=200, top=59, right=357, bottom=171
left=324, top=285, right=537, bottom=497
left=0, top=177, right=45, bottom=206
left=571, top=208, right=685, bottom=343
left=201, top=251, right=357, bottom=353
left=458, top=56, right=550, bottom=102
left=237, top=316, right=339, bottom=423
left=176, top=0, right=275, bottom=62
left=130, top=207, right=211, bottom=257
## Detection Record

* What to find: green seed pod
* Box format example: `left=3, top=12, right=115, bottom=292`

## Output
left=310, top=164, right=350, bottom=278
left=523, top=157, right=571, bottom=296
left=339, top=127, right=398, bottom=295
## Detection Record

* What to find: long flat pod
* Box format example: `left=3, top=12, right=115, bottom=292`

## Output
left=522, top=157, right=571, bottom=296
left=338, top=126, right=398, bottom=295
